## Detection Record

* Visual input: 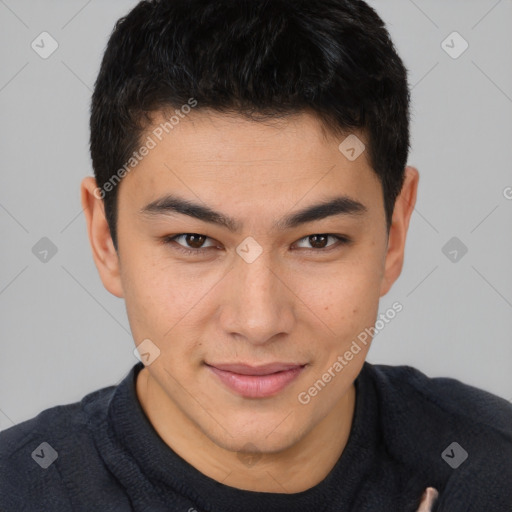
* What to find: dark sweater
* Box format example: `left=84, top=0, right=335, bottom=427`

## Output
left=1, top=361, right=511, bottom=511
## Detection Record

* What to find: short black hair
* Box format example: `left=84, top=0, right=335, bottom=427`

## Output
left=90, top=0, right=411, bottom=252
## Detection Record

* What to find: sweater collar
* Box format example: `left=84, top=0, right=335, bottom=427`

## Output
left=101, top=361, right=377, bottom=512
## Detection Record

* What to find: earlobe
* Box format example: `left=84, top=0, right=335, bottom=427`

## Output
left=80, top=176, right=124, bottom=298
left=379, top=166, right=419, bottom=297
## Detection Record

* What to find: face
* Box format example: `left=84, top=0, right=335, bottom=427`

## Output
left=82, top=109, right=417, bottom=455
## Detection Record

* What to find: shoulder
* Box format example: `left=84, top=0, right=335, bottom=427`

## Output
left=0, top=383, right=116, bottom=510
left=361, top=362, right=512, bottom=510
left=364, top=362, right=512, bottom=435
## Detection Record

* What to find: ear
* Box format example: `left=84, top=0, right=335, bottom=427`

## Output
left=80, top=176, right=124, bottom=298
left=379, top=166, right=419, bottom=297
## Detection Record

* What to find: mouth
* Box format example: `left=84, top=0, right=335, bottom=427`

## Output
left=205, top=362, right=307, bottom=398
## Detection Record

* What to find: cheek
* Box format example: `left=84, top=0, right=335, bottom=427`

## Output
left=292, top=256, right=382, bottom=336
left=121, top=259, right=179, bottom=341
left=121, top=254, right=217, bottom=347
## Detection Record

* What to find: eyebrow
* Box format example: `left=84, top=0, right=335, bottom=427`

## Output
left=139, top=194, right=367, bottom=232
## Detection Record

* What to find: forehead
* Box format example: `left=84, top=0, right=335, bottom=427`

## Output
left=143, top=108, right=357, bottom=162
left=117, top=109, right=383, bottom=219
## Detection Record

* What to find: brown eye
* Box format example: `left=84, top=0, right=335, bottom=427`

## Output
left=294, top=234, right=350, bottom=251
left=162, top=233, right=217, bottom=256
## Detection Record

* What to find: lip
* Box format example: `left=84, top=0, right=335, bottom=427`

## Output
left=205, top=362, right=306, bottom=398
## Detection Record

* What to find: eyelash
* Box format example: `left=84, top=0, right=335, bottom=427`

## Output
left=162, top=233, right=351, bottom=257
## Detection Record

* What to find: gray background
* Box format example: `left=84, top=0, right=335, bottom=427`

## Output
left=1, top=0, right=511, bottom=431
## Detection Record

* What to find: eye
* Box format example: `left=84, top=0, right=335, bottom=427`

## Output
left=162, top=233, right=218, bottom=256
left=293, top=234, right=350, bottom=251
left=161, top=232, right=351, bottom=257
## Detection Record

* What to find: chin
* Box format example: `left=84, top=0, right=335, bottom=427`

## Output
left=201, top=416, right=308, bottom=455
left=221, top=435, right=299, bottom=456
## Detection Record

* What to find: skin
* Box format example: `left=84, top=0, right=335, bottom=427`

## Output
left=81, top=109, right=418, bottom=493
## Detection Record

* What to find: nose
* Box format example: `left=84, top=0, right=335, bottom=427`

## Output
left=218, top=249, right=295, bottom=346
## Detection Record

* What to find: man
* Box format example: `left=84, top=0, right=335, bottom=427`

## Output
left=1, top=0, right=511, bottom=510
